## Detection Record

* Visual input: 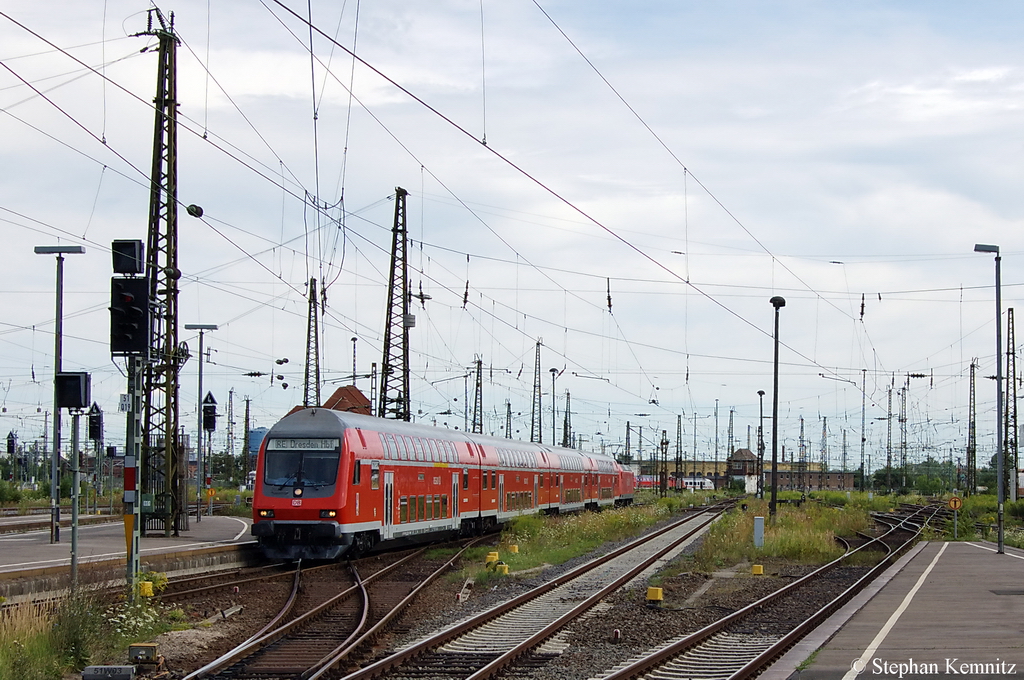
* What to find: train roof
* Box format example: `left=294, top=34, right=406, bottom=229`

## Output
left=270, top=407, right=623, bottom=469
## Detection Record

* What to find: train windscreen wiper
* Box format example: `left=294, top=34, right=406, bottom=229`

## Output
left=277, top=469, right=301, bottom=490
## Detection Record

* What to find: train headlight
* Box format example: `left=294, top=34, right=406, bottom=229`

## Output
left=319, top=509, right=337, bottom=518
left=258, top=509, right=275, bottom=518
left=293, top=487, right=303, bottom=497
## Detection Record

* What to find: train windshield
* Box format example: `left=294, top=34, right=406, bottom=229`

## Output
left=265, top=438, right=341, bottom=487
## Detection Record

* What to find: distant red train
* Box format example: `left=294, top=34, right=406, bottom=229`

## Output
left=251, top=408, right=636, bottom=560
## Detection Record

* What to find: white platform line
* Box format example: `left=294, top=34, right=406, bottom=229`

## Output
left=964, top=541, right=1024, bottom=560
left=843, top=541, right=949, bottom=680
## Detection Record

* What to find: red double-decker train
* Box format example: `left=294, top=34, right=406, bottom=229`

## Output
left=251, top=408, right=636, bottom=560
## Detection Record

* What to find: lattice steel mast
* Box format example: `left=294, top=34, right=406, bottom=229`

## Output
left=1006, top=308, right=1017, bottom=501
left=899, top=382, right=908, bottom=490
left=138, top=8, right=188, bottom=535
left=886, top=386, right=893, bottom=492
left=379, top=188, right=411, bottom=420
left=530, top=340, right=542, bottom=443
left=471, top=356, right=483, bottom=434
left=303, top=278, right=321, bottom=407
left=562, top=391, right=571, bottom=447
left=820, top=416, right=827, bottom=490
left=968, top=360, right=977, bottom=495
left=675, top=414, right=683, bottom=486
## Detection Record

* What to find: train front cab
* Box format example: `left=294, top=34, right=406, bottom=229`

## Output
left=251, top=412, right=352, bottom=560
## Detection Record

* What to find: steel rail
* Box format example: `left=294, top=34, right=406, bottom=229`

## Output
left=304, top=538, right=487, bottom=680
left=336, top=499, right=736, bottom=680
left=728, top=504, right=941, bottom=680
left=598, top=503, right=940, bottom=680
left=183, top=548, right=426, bottom=680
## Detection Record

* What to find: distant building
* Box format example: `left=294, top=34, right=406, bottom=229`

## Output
left=767, top=468, right=854, bottom=491
left=249, top=427, right=268, bottom=456
left=633, top=448, right=855, bottom=493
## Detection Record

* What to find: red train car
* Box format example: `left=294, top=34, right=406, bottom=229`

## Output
left=251, top=408, right=635, bottom=560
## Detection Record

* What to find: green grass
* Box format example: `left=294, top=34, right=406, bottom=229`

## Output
left=692, top=498, right=870, bottom=571
left=0, top=583, right=183, bottom=679
left=469, top=501, right=681, bottom=585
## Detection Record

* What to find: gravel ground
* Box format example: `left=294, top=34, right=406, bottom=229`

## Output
left=149, top=517, right=863, bottom=680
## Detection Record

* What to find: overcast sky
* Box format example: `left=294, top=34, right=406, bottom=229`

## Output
left=2, top=1, right=1022, bottom=473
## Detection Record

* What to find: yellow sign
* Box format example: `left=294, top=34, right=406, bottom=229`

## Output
left=207, top=489, right=216, bottom=498
left=948, top=496, right=963, bottom=511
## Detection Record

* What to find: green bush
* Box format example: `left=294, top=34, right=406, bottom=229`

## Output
left=0, top=481, right=22, bottom=504
left=1005, top=500, right=1024, bottom=520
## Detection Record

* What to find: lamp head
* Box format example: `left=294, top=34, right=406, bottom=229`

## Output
left=758, top=390, right=765, bottom=397
left=34, top=245, right=85, bottom=255
left=974, top=244, right=999, bottom=254
left=770, top=296, right=786, bottom=309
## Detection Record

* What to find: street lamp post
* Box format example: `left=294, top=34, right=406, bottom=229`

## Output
left=974, top=243, right=1004, bottom=554
left=770, top=296, right=786, bottom=518
left=757, top=390, right=765, bottom=499
left=35, top=245, right=85, bottom=544
left=185, top=324, right=217, bottom=523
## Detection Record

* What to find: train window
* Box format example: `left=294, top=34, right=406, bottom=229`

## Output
left=371, top=465, right=380, bottom=490
left=400, top=497, right=408, bottom=523
left=264, top=446, right=341, bottom=487
left=386, top=433, right=398, bottom=459
left=482, top=470, right=488, bottom=490
left=442, top=494, right=448, bottom=517
left=491, top=470, right=496, bottom=488
left=352, top=460, right=362, bottom=485
left=539, top=474, right=544, bottom=488
left=413, top=438, right=424, bottom=461
left=449, top=441, right=457, bottom=462
left=418, top=495, right=426, bottom=520
left=379, top=433, right=389, bottom=459
left=462, top=468, right=469, bottom=490
left=433, top=494, right=441, bottom=518
left=427, top=439, right=439, bottom=461
left=396, top=436, right=407, bottom=460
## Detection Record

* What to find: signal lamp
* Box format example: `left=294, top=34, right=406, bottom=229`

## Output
left=319, top=509, right=337, bottom=518
left=293, top=487, right=303, bottom=497
left=258, top=509, right=274, bottom=518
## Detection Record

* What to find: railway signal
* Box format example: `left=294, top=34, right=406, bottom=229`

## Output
left=109, top=277, right=150, bottom=355
left=203, top=392, right=217, bottom=432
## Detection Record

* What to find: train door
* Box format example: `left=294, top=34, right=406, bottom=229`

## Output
left=382, top=471, right=394, bottom=540
left=451, top=473, right=460, bottom=530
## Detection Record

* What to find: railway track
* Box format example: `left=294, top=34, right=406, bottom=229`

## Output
left=183, top=541, right=479, bottom=680
left=332, top=499, right=736, bottom=680
left=589, top=502, right=942, bottom=680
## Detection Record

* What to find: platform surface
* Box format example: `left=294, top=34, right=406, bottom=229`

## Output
left=775, top=540, right=1024, bottom=680
left=0, top=513, right=252, bottom=574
